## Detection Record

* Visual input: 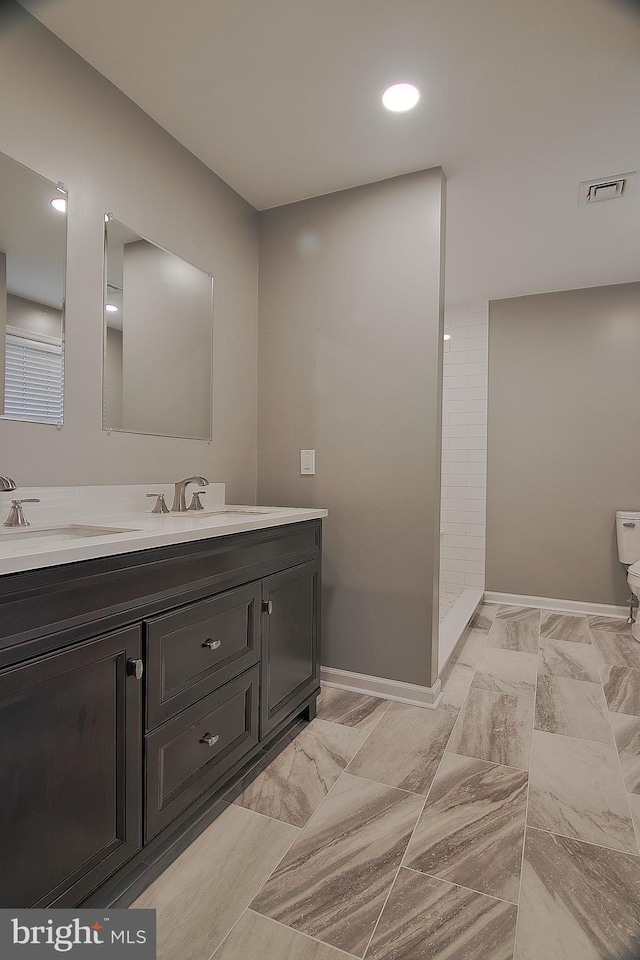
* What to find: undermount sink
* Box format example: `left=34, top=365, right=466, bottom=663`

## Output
left=0, top=524, right=138, bottom=543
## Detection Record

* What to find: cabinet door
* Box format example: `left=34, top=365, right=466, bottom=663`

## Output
left=261, top=560, right=320, bottom=736
left=145, top=582, right=261, bottom=730
left=0, top=626, right=142, bottom=907
left=145, top=666, right=259, bottom=840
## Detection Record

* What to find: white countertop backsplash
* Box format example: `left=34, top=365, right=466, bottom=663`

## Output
left=0, top=484, right=327, bottom=577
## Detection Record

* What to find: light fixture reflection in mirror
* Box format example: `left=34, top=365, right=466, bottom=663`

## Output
left=103, top=216, right=213, bottom=440
left=0, top=151, right=66, bottom=426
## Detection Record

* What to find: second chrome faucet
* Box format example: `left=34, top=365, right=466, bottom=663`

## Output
left=171, top=476, right=209, bottom=512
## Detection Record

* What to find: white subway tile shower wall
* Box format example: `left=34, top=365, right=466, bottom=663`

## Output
left=440, top=302, right=488, bottom=598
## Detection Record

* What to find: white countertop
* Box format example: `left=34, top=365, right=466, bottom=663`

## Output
left=0, top=485, right=327, bottom=577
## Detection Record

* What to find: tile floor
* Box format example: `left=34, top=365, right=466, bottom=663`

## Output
left=132, top=604, right=640, bottom=959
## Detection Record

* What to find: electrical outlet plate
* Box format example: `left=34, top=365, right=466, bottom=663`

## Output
left=300, top=449, right=315, bottom=475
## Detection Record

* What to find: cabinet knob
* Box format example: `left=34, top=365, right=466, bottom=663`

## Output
left=127, top=658, right=144, bottom=680
left=202, top=639, right=222, bottom=650
left=200, top=733, right=219, bottom=747
left=263, top=600, right=273, bottom=615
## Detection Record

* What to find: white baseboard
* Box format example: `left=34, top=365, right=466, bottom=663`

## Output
left=484, top=591, right=629, bottom=619
left=320, top=666, right=441, bottom=709
left=438, top=588, right=484, bottom=673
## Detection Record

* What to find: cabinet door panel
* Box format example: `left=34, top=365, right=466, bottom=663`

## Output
left=145, top=582, right=260, bottom=729
left=0, top=626, right=142, bottom=907
left=261, top=561, right=320, bottom=736
left=145, top=665, right=259, bottom=840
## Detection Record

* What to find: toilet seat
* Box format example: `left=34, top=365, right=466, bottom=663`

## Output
left=628, top=561, right=640, bottom=580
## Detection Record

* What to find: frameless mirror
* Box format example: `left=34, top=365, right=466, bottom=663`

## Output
left=0, top=151, right=66, bottom=426
left=103, top=216, right=213, bottom=440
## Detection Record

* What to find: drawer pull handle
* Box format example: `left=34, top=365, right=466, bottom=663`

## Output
left=200, top=733, right=219, bottom=747
left=263, top=600, right=273, bottom=615
left=202, top=639, right=222, bottom=650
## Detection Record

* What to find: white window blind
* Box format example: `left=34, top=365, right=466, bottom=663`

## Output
left=3, top=330, right=64, bottom=425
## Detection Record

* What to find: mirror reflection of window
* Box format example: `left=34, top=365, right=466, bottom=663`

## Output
left=103, top=217, right=213, bottom=440
left=0, top=151, right=67, bottom=425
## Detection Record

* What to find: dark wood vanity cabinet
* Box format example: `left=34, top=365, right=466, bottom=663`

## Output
left=0, top=625, right=142, bottom=908
left=0, top=519, right=321, bottom=908
left=261, top=560, right=320, bottom=736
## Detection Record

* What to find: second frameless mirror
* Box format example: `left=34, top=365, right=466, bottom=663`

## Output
left=103, top=216, right=213, bottom=440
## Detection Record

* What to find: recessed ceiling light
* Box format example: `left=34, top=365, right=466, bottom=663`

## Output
left=382, top=82, right=420, bottom=112
left=105, top=303, right=119, bottom=313
left=443, top=334, right=451, bottom=340
left=50, top=197, right=66, bottom=213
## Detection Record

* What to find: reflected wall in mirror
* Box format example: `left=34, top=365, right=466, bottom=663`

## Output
left=103, top=216, right=213, bottom=440
left=0, top=151, right=66, bottom=426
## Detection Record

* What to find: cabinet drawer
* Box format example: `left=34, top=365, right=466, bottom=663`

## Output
left=145, top=583, right=260, bottom=729
left=145, top=666, right=259, bottom=840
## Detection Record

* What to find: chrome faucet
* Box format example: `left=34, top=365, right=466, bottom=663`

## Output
left=171, top=476, right=209, bottom=512
left=0, top=477, right=17, bottom=492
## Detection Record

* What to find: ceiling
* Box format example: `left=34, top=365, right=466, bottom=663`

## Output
left=19, top=0, right=640, bottom=303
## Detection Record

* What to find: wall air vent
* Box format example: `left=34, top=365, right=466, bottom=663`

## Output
left=579, top=172, right=636, bottom=205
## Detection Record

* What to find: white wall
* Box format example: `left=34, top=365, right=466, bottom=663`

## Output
left=440, top=302, right=488, bottom=597
left=0, top=2, right=258, bottom=496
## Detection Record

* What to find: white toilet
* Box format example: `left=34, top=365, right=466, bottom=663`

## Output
left=616, top=510, right=640, bottom=642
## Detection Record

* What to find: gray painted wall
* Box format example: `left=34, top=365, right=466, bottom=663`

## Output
left=0, top=252, right=5, bottom=406
left=257, top=169, right=446, bottom=687
left=0, top=2, right=258, bottom=496
left=6, top=294, right=62, bottom=340
left=487, top=281, right=640, bottom=606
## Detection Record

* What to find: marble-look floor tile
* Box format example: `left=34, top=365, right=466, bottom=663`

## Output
left=234, top=718, right=367, bottom=826
left=365, top=867, right=518, bottom=960
left=251, top=773, right=423, bottom=957
left=450, top=627, right=488, bottom=667
left=590, top=630, right=640, bottom=669
left=602, top=665, right=640, bottom=717
left=486, top=608, right=539, bottom=655
left=527, top=730, right=637, bottom=854
left=610, top=713, right=640, bottom=794
left=539, top=611, right=591, bottom=644
left=438, top=660, right=475, bottom=711
left=515, top=827, right=640, bottom=960
left=471, top=647, right=537, bottom=700
left=470, top=602, right=498, bottom=632
left=212, top=911, right=353, bottom=960
left=538, top=636, right=600, bottom=682
left=132, top=804, right=299, bottom=960
left=587, top=614, right=634, bottom=635
left=534, top=675, right=611, bottom=743
left=447, top=687, right=533, bottom=770
left=346, top=702, right=458, bottom=795
left=317, top=687, right=389, bottom=733
left=404, top=753, right=527, bottom=903
left=495, top=605, right=540, bottom=624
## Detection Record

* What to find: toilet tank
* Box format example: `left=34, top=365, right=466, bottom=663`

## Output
left=616, top=511, right=640, bottom=564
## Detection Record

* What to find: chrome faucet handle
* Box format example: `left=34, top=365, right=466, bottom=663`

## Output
left=146, top=493, right=170, bottom=514
left=3, top=498, right=40, bottom=527
left=0, top=477, right=17, bottom=492
left=171, top=476, right=209, bottom=512
left=187, top=491, right=206, bottom=511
